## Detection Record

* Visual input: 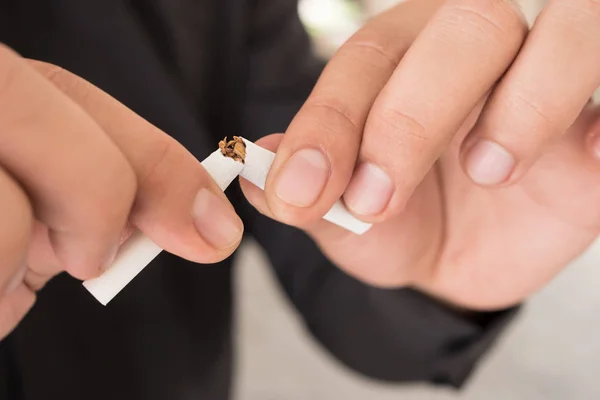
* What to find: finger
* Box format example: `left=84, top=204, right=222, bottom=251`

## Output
left=462, top=0, right=600, bottom=186
left=263, top=1, right=445, bottom=228
left=0, top=166, right=33, bottom=295
left=0, top=46, right=137, bottom=279
left=344, top=0, right=527, bottom=220
left=31, top=61, right=244, bottom=263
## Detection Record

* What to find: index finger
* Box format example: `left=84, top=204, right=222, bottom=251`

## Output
left=263, top=0, right=444, bottom=227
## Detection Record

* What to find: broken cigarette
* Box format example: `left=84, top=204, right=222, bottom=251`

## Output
left=83, top=137, right=371, bottom=305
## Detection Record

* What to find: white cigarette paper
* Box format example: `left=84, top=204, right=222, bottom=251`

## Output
left=84, top=138, right=371, bottom=305
left=82, top=149, right=244, bottom=305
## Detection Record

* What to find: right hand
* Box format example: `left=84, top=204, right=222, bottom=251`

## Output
left=242, top=0, right=600, bottom=311
left=0, top=46, right=244, bottom=340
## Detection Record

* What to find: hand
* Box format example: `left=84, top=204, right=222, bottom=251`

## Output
left=241, top=0, right=600, bottom=310
left=0, top=48, right=244, bottom=339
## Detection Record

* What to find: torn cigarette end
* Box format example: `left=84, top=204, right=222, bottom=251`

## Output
left=219, top=136, right=246, bottom=164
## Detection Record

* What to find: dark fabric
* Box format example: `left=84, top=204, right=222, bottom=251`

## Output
left=0, top=1, right=518, bottom=399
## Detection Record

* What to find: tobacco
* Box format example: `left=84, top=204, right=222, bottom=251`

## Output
left=219, top=136, right=246, bottom=163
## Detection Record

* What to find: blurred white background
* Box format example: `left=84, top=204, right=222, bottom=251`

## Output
left=234, top=1, right=600, bottom=399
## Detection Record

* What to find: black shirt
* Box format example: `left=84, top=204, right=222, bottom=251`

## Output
left=0, top=1, right=517, bottom=399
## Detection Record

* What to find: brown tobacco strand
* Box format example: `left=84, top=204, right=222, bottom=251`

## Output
left=218, top=136, right=246, bottom=163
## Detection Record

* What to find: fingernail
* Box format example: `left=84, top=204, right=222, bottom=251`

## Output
left=344, top=163, right=393, bottom=216
left=465, top=139, right=515, bottom=185
left=192, top=188, right=243, bottom=249
left=275, top=148, right=329, bottom=207
left=5, top=264, right=27, bottom=295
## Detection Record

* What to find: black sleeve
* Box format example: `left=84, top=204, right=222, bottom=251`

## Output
left=236, top=0, right=519, bottom=388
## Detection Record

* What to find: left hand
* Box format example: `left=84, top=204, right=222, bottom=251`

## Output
left=240, top=0, right=600, bottom=310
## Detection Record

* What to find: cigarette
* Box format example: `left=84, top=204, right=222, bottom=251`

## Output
left=82, top=148, right=244, bottom=306
left=83, top=137, right=371, bottom=305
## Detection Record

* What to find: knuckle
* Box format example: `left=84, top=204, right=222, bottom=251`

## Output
left=36, top=63, right=95, bottom=102
left=371, top=107, right=429, bottom=143
left=342, top=38, right=402, bottom=69
left=338, top=6, right=419, bottom=70
left=28, top=60, right=65, bottom=81
left=301, top=97, right=362, bottom=144
left=513, top=92, right=554, bottom=126
left=447, top=0, right=527, bottom=41
left=304, top=97, right=360, bottom=128
left=510, top=92, right=559, bottom=137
